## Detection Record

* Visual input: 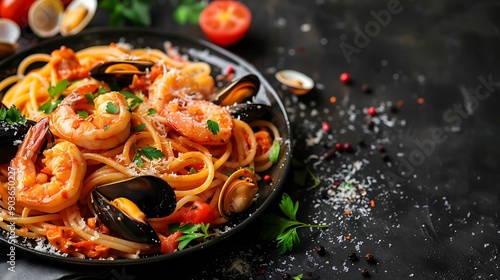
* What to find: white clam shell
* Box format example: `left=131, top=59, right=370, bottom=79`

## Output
left=28, top=0, right=96, bottom=38
left=28, top=0, right=64, bottom=38
left=0, top=19, right=20, bottom=56
left=275, top=69, right=314, bottom=95
left=60, top=0, right=97, bottom=36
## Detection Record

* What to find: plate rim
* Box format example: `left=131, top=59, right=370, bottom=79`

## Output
left=0, top=27, right=292, bottom=265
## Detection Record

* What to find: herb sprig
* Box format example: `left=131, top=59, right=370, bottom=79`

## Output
left=0, top=105, right=26, bottom=124
left=207, top=119, right=219, bottom=135
left=292, top=158, right=320, bottom=190
left=99, top=0, right=156, bottom=27
left=260, top=193, right=328, bottom=254
left=39, top=79, right=71, bottom=114
left=171, top=223, right=214, bottom=250
left=133, top=145, right=165, bottom=168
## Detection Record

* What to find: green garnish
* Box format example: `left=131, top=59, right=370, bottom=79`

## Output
left=291, top=158, right=320, bottom=191
left=189, top=167, right=197, bottom=174
left=260, top=193, right=328, bottom=254
left=48, top=79, right=70, bottom=98
left=77, top=110, right=89, bottom=118
left=207, top=119, right=219, bottom=135
left=119, top=91, right=143, bottom=111
left=0, top=105, right=26, bottom=124
left=84, top=93, right=95, bottom=105
left=147, top=108, right=157, bottom=115
left=133, top=152, right=143, bottom=168
left=134, top=123, right=146, bottom=132
left=103, top=124, right=110, bottom=131
left=39, top=79, right=71, bottom=114
left=171, top=223, right=213, bottom=250
left=269, top=140, right=280, bottom=163
left=173, top=0, right=206, bottom=25
left=99, top=0, right=155, bottom=27
left=293, top=274, right=303, bottom=280
left=140, top=146, right=165, bottom=160
left=105, top=102, right=119, bottom=114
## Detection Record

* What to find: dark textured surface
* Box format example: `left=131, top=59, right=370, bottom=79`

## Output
left=1, top=0, right=500, bottom=279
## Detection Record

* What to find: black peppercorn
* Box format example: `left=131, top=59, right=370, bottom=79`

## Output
left=315, top=245, right=326, bottom=256
left=376, top=145, right=386, bottom=153
left=382, top=154, right=390, bottom=162
left=361, top=83, right=372, bottom=93
left=348, top=252, right=358, bottom=261
left=366, top=119, right=374, bottom=129
left=361, top=268, right=370, bottom=277
left=282, top=273, right=292, bottom=279
left=365, top=253, right=376, bottom=264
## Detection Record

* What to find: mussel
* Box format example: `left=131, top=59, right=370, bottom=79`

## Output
left=89, top=60, right=155, bottom=87
left=226, top=103, right=272, bottom=122
left=211, top=74, right=260, bottom=106
left=218, top=168, right=259, bottom=220
left=90, top=176, right=176, bottom=246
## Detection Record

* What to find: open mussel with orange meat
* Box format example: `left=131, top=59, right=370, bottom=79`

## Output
left=90, top=176, right=177, bottom=246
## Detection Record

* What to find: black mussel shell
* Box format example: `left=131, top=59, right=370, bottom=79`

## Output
left=91, top=191, right=161, bottom=246
left=89, top=60, right=154, bottom=87
left=226, top=103, right=272, bottom=123
left=94, top=175, right=176, bottom=217
left=211, top=74, right=260, bottom=106
left=90, top=176, right=176, bottom=246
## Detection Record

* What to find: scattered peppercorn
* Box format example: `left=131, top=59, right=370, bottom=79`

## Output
left=367, top=107, right=377, bottom=116
left=376, top=145, right=385, bottom=153
left=315, top=245, right=326, bottom=256
left=366, top=119, right=374, bottom=129
left=322, top=148, right=336, bottom=160
left=361, top=269, right=370, bottom=277
left=348, top=252, right=358, bottom=261
left=282, top=273, right=292, bottom=279
left=343, top=142, right=352, bottom=152
left=226, top=65, right=234, bottom=74
left=321, top=122, right=331, bottom=132
left=365, top=253, right=376, bottom=264
left=382, top=154, right=391, bottom=162
left=263, top=174, right=272, bottom=182
left=256, top=268, right=266, bottom=275
left=357, top=139, right=366, bottom=147
left=361, top=83, right=372, bottom=93
left=340, top=72, right=351, bottom=84
left=335, top=142, right=343, bottom=151
left=389, top=104, right=399, bottom=113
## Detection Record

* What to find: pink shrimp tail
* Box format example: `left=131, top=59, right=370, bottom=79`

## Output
left=15, top=117, right=50, bottom=160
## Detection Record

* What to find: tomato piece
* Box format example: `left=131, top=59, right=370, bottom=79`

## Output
left=199, top=0, right=252, bottom=47
left=46, top=227, right=110, bottom=258
left=160, top=231, right=183, bottom=254
left=255, top=130, right=272, bottom=156
left=182, top=201, right=218, bottom=224
left=0, top=0, right=36, bottom=28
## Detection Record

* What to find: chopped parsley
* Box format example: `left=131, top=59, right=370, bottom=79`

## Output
left=134, top=123, right=146, bottom=132
left=0, top=105, right=26, bottom=124
left=269, top=140, right=280, bottom=163
left=105, top=102, right=119, bottom=114
left=77, top=110, right=89, bottom=118
left=147, top=108, right=157, bottom=115
left=133, top=145, right=165, bottom=167
left=39, top=79, right=71, bottom=114
left=207, top=119, right=219, bottom=135
left=171, top=223, right=213, bottom=250
left=119, top=91, right=143, bottom=111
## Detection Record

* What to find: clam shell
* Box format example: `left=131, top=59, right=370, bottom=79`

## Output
left=28, top=0, right=64, bottom=38
left=275, top=69, right=314, bottom=95
left=60, top=0, right=97, bottom=36
left=0, top=19, right=20, bottom=56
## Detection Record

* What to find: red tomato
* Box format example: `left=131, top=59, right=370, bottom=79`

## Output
left=182, top=201, right=218, bottom=224
left=0, top=0, right=36, bottom=27
left=199, top=0, right=252, bottom=47
left=160, top=231, right=183, bottom=254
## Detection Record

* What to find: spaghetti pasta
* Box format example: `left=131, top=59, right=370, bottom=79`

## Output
left=0, top=42, right=281, bottom=259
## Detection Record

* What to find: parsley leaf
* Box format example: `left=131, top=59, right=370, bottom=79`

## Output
left=119, top=91, right=143, bottom=111
left=104, top=124, right=110, bottom=131
left=106, top=102, right=119, bottom=114
left=77, top=110, right=89, bottom=118
left=269, top=140, right=280, bottom=163
left=48, top=79, right=70, bottom=98
left=39, top=95, right=65, bottom=114
left=140, top=146, right=165, bottom=160
left=207, top=119, right=219, bottom=135
left=260, top=193, right=328, bottom=254
left=291, top=158, right=320, bottom=191
left=0, top=105, right=26, bottom=124
left=147, top=108, right=157, bottom=115
left=173, top=0, right=206, bottom=25
left=100, top=0, right=156, bottom=27
left=134, top=123, right=145, bottom=132
left=133, top=151, right=143, bottom=168
left=171, top=223, right=213, bottom=250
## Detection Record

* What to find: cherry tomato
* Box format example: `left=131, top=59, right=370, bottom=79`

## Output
left=199, top=0, right=252, bottom=47
left=0, top=0, right=36, bottom=28
left=182, top=201, right=218, bottom=224
left=160, top=231, right=183, bottom=254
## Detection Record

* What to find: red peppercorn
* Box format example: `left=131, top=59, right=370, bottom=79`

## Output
left=367, top=107, right=377, bottom=116
left=256, top=268, right=266, bottom=275
left=263, top=174, right=272, bottom=182
left=335, top=142, right=343, bottom=151
left=340, top=72, right=351, bottom=84
left=226, top=65, right=234, bottom=74
left=321, top=122, right=330, bottom=132
left=343, top=142, right=352, bottom=152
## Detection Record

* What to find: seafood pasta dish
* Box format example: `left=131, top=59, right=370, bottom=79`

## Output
left=0, top=42, right=281, bottom=259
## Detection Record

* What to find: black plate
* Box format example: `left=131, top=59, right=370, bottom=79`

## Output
left=0, top=28, right=291, bottom=265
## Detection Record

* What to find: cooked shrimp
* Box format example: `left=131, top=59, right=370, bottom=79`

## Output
left=149, top=69, right=207, bottom=109
left=10, top=118, right=86, bottom=213
left=49, top=86, right=131, bottom=150
left=49, top=46, right=87, bottom=81
left=162, top=99, right=233, bottom=145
